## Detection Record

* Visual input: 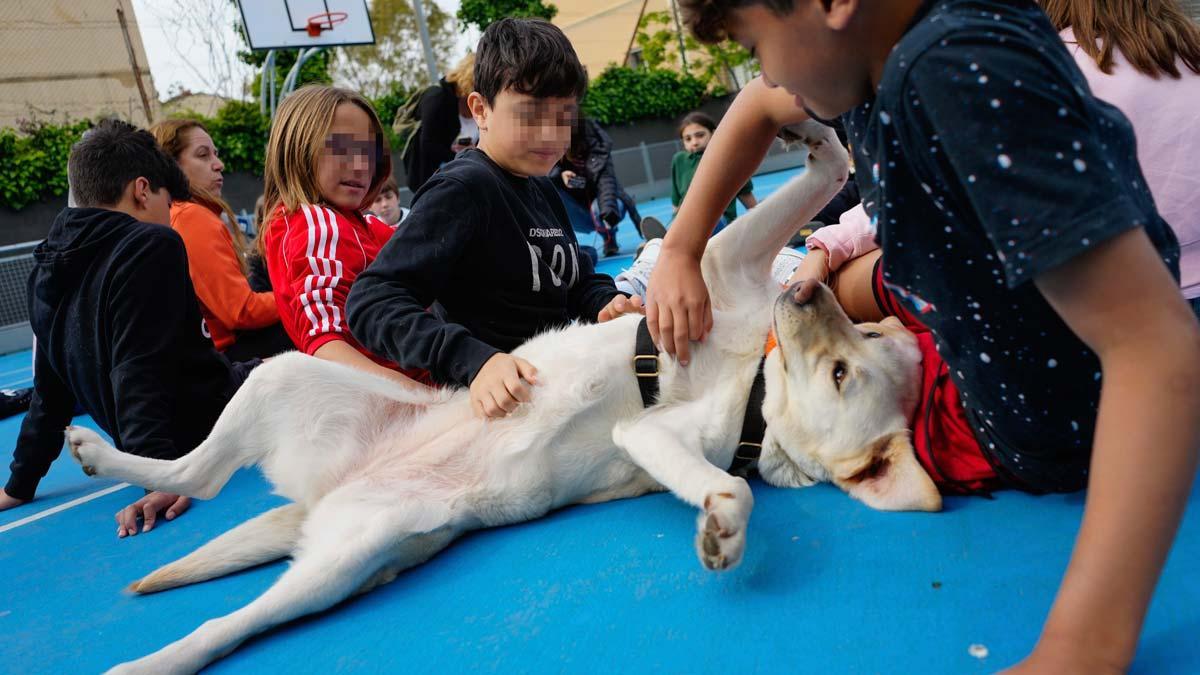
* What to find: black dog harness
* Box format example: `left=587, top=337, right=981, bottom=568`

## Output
left=634, top=318, right=768, bottom=475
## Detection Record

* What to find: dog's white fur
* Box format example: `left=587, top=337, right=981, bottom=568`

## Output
left=66, top=122, right=939, bottom=674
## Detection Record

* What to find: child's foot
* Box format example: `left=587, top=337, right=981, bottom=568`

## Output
left=603, top=241, right=621, bottom=257
left=0, top=387, right=32, bottom=419
left=640, top=216, right=667, bottom=241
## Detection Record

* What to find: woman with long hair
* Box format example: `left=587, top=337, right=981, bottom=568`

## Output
left=150, top=119, right=294, bottom=360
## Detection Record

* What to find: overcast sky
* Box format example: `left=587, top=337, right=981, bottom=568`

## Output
left=130, top=0, right=473, bottom=101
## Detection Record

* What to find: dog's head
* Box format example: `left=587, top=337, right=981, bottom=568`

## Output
left=757, top=280, right=941, bottom=512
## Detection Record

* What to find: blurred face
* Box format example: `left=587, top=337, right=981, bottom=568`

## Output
left=726, top=1, right=867, bottom=120
left=371, top=188, right=401, bottom=224
left=317, top=102, right=379, bottom=210
left=680, top=123, right=712, bottom=153
left=470, top=88, right=577, bottom=177
left=177, top=127, right=224, bottom=195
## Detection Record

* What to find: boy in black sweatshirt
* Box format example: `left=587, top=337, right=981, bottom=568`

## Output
left=0, top=119, right=259, bottom=536
left=348, top=19, right=641, bottom=418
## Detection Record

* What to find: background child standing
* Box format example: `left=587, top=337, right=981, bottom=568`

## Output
left=670, top=111, right=756, bottom=233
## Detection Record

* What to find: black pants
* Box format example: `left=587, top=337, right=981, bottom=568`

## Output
left=223, top=323, right=295, bottom=362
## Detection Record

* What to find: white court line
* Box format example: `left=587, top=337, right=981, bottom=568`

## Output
left=0, top=365, right=32, bottom=378
left=0, top=482, right=132, bottom=534
left=0, top=379, right=33, bottom=390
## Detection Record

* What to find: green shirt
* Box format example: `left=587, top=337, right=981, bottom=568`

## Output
left=670, top=149, right=754, bottom=224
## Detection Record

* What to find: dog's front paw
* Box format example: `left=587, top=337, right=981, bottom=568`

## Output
left=694, top=483, right=753, bottom=571
left=65, top=425, right=116, bottom=477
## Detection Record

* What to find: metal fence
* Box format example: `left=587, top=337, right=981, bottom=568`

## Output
left=0, top=241, right=39, bottom=355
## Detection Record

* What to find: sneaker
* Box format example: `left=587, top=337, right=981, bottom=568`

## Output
left=603, top=240, right=621, bottom=257
left=640, top=216, right=667, bottom=241
left=0, top=387, right=32, bottom=419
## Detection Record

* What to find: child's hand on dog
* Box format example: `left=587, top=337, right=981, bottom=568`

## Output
left=597, top=294, right=645, bottom=322
left=116, top=491, right=191, bottom=537
left=470, top=353, right=539, bottom=419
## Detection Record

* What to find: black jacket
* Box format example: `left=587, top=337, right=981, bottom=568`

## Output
left=550, top=119, right=640, bottom=227
left=5, top=208, right=253, bottom=500
left=348, top=150, right=622, bottom=387
left=402, top=78, right=461, bottom=193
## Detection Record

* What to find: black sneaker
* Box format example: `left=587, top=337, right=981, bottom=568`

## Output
left=603, top=240, right=621, bottom=257
left=0, top=387, right=32, bottom=419
left=640, top=216, right=667, bottom=241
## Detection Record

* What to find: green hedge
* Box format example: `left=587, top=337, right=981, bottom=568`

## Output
left=0, top=120, right=92, bottom=210
left=0, top=68, right=701, bottom=211
left=582, top=66, right=707, bottom=126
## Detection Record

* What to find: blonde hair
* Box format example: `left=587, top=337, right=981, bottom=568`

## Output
left=150, top=118, right=250, bottom=274
left=445, top=52, right=475, bottom=96
left=1042, top=0, right=1200, bottom=78
left=259, top=85, right=392, bottom=254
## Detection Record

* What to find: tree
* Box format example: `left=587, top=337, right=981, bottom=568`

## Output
left=457, top=0, right=557, bottom=33
left=146, top=0, right=256, bottom=100
left=634, top=11, right=757, bottom=95
left=336, top=0, right=457, bottom=98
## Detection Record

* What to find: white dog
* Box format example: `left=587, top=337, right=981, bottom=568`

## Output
left=66, top=121, right=940, bottom=674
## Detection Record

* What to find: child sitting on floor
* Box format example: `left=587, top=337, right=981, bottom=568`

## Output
left=347, top=18, right=641, bottom=419
left=0, top=120, right=263, bottom=537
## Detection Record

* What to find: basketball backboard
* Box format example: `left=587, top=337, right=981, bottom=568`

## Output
left=237, top=0, right=375, bottom=51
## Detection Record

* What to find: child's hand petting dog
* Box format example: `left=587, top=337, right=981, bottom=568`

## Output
left=470, top=353, right=539, bottom=419
left=597, top=294, right=645, bottom=323
left=116, top=491, right=191, bottom=537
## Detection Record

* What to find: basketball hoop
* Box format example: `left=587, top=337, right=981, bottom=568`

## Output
left=306, top=11, right=348, bottom=36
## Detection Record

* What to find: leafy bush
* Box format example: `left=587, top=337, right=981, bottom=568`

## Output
left=457, top=0, right=557, bottom=32
left=582, top=66, right=706, bottom=126
left=0, top=120, right=92, bottom=210
left=200, top=100, right=271, bottom=175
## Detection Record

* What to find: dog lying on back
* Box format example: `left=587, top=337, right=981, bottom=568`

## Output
left=66, top=121, right=940, bottom=674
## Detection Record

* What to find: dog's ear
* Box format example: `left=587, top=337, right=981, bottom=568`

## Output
left=837, top=432, right=941, bottom=512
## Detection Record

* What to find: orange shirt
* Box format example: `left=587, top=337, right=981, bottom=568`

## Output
left=169, top=201, right=279, bottom=351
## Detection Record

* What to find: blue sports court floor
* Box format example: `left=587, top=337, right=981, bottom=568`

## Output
left=1, top=169, right=1197, bottom=673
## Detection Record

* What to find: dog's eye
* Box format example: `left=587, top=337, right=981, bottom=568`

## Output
left=863, top=331, right=882, bottom=339
left=832, top=362, right=847, bottom=389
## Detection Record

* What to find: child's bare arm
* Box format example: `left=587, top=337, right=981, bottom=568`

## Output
left=313, top=340, right=428, bottom=391
left=1011, top=227, right=1200, bottom=672
left=648, top=77, right=808, bottom=363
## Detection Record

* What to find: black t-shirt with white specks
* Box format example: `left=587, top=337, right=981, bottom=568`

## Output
left=843, top=0, right=1180, bottom=492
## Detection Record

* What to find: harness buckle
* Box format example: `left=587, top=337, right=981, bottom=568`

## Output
left=633, top=354, right=659, bottom=378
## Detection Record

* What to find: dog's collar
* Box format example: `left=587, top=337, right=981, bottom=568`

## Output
left=633, top=317, right=768, bottom=475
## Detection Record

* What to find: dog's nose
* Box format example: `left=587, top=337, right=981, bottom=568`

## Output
left=788, top=278, right=821, bottom=306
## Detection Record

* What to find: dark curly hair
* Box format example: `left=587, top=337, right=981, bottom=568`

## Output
left=678, top=0, right=796, bottom=43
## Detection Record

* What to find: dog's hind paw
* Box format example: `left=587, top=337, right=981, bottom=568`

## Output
left=65, top=425, right=116, bottom=477
left=694, top=484, right=752, bottom=571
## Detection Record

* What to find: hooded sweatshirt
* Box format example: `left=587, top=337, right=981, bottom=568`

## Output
left=5, top=208, right=251, bottom=500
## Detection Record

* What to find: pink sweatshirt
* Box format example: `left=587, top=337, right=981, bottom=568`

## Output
left=811, top=32, right=1200, bottom=299
left=1062, top=28, right=1200, bottom=298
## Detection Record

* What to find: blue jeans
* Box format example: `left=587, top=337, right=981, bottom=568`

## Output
left=556, top=186, right=621, bottom=250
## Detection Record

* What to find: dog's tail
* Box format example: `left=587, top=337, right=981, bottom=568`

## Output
left=129, top=503, right=306, bottom=594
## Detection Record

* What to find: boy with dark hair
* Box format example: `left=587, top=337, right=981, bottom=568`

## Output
left=645, top=0, right=1200, bottom=670
left=0, top=119, right=260, bottom=537
left=368, top=175, right=408, bottom=226
left=348, top=18, right=640, bottom=418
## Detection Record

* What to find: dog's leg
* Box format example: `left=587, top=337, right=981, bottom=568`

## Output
left=106, top=485, right=460, bottom=675
left=129, top=503, right=306, bottom=594
left=613, top=402, right=754, bottom=571
left=702, top=121, right=850, bottom=309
